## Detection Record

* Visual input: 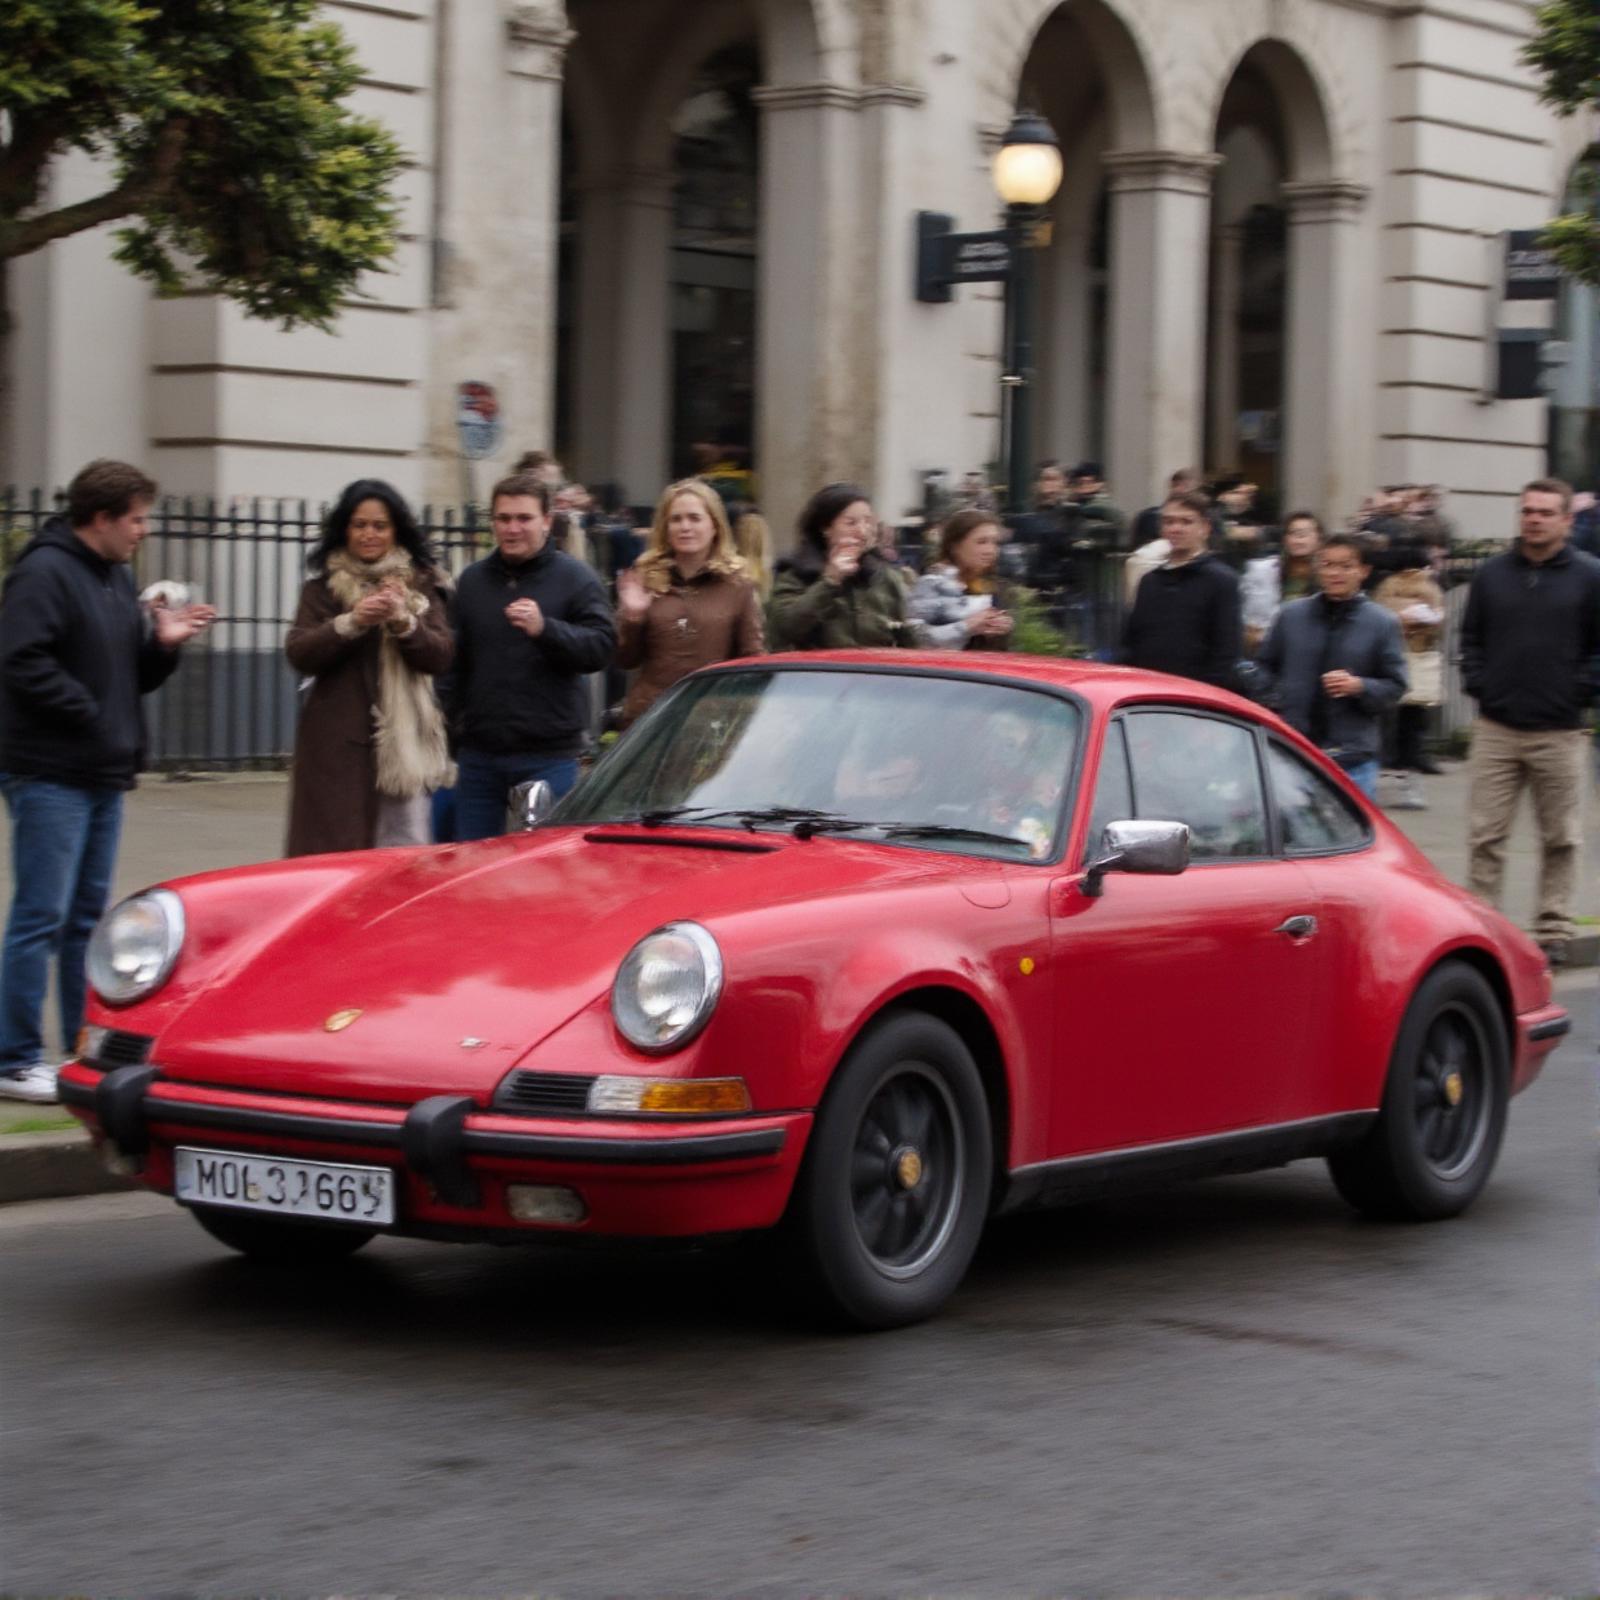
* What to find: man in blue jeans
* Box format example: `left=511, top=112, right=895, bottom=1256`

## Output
left=448, top=471, right=614, bottom=840
left=0, top=460, right=214, bottom=1102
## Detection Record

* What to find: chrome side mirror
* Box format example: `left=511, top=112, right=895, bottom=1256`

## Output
left=508, top=779, right=555, bottom=832
left=1082, top=819, right=1190, bottom=898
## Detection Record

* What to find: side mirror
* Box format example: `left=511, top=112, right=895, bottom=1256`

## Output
left=1082, top=819, right=1190, bottom=898
left=508, top=779, right=555, bottom=832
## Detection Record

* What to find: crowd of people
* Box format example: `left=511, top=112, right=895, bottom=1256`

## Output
left=0, top=449, right=1594, bottom=1106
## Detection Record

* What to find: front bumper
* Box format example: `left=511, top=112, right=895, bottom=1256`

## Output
left=58, top=1060, right=811, bottom=1238
left=1511, top=1002, right=1570, bottom=1095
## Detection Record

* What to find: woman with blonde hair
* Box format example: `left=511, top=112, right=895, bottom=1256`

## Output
left=614, top=478, right=765, bottom=728
left=730, top=503, right=774, bottom=598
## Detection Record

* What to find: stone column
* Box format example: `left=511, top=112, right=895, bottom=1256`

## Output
left=1208, top=221, right=1246, bottom=471
left=499, top=6, right=573, bottom=467
left=1281, top=179, right=1370, bottom=519
left=571, top=166, right=674, bottom=500
left=1102, top=150, right=1220, bottom=510
left=750, top=81, right=865, bottom=542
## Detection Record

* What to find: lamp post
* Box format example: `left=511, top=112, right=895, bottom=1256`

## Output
left=991, top=112, right=1063, bottom=513
left=913, top=110, right=1063, bottom=510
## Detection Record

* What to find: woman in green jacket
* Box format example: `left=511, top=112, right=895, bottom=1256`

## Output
left=767, top=483, right=919, bottom=650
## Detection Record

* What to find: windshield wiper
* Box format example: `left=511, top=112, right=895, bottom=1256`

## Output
left=878, top=823, right=1032, bottom=851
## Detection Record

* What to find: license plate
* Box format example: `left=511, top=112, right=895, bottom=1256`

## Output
left=173, top=1147, right=395, bottom=1226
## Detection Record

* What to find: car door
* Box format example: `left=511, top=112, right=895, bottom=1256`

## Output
left=1049, top=707, right=1325, bottom=1157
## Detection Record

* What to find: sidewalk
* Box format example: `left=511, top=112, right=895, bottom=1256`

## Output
left=0, top=761, right=1593, bottom=1191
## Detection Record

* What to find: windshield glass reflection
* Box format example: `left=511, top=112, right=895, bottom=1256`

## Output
left=557, top=669, right=1081, bottom=861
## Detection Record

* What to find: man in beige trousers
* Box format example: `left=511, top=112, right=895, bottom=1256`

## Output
left=1460, top=479, right=1600, bottom=965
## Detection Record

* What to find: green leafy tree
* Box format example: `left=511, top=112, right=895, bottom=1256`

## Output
left=1524, top=0, right=1600, bottom=287
left=0, top=0, right=405, bottom=327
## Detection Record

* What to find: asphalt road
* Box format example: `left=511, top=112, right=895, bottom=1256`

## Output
left=3, top=975, right=1594, bottom=1597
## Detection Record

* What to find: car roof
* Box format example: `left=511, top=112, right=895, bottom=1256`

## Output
left=740, top=649, right=1266, bottom=718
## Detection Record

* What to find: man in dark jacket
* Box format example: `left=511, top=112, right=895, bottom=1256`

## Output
left=0, top=460, right=213, bottom=1102
left=1120, top=490, right=1242, bottom=690
left=1253, top=533, right=1408, bottom=800
left=450, top=471, right=614, bottom=840
left=1460, top=478, right=1600, bottom=963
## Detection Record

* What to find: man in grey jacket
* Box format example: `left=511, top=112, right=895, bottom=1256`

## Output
left=1253, top=533, right=1408, bottom=801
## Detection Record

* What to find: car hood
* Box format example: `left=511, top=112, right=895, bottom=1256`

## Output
left=153, top=826, right=955, bottom=1102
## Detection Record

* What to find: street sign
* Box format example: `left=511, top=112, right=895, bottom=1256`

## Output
left=455, top=380, right=502, bottom=459
left=915, top=212, right=1016, bottom=302
left=1503, top=230, right=1563, bottom=301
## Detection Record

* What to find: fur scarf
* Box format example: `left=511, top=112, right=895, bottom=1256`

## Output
left=325, top=549, right=454, bottom=798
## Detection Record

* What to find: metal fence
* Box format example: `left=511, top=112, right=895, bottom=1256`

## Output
left=1, top=489, right=494, bottom=771
left=1, top=487, right=1486, bottom=770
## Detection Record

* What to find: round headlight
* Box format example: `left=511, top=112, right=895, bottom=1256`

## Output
left=611, top=922, right=723, bottom=1053
left=87, top=889, right=185, bottom=1005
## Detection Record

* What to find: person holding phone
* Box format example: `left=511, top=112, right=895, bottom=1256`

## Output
left=767, top=482, right=916, bottom=650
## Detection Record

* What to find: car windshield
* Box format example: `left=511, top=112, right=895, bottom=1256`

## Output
left=557, top=668, right=1081, bottom=861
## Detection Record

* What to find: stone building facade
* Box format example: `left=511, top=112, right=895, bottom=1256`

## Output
left=6, top=0, right=1597, bottom=542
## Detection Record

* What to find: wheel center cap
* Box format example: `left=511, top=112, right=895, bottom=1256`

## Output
left=892, top=1146, right=924, bottom=1191
left=1442, top=1070, right=1463, bottom=1108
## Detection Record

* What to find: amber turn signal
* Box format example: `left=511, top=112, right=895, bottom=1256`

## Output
left=587, top=1075, right=752, bottom=1115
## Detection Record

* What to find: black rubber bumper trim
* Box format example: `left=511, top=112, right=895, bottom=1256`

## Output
left=136, top=1092, right=786, bottom=1166
left=1526, top=1015, right=1571, bottom=1043
left=95, top=1065, right=159, bottom=1157
left=401, top=1094, right=479, bottom=1206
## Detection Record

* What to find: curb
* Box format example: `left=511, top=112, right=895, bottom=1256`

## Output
left=0, top=949, right=1591, bottom=1209
left=0, top=1130, right=132, bottom=1206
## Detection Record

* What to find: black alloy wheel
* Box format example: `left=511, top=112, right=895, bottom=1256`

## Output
left=791, top=1011, right=992, bottom=1329
left=1328, top=961, right=1508, bottom=1221
left=190, top=1205, right=375, bottom=1263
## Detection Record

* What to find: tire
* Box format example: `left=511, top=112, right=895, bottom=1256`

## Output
left=790, top=1012, right=993, bottom=1329
left=191, top=1206, right=375, bottom=1263
left=1328, top=961, right=1509, bottom=1221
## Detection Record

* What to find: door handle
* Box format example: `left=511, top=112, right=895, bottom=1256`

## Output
left=1274, top=914, right=1318, bottom=939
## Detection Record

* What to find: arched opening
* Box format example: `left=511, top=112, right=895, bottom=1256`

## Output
left=1014, top=0, right=1157, bottom=494
left=1209, top=62, right=1293, bottom=503
left=669, top=42, right=760, bottom=483
left=1549, top=149, right=1600, bottom=489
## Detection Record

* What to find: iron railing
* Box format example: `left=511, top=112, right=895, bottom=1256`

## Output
left=1, top=488, right=1489, bottom=770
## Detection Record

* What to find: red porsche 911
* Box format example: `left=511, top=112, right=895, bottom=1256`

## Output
left=60, top=655, right=1568, bottom=1327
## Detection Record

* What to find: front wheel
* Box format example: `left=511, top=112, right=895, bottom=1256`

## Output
left=1328, top=961, right=1509, bottom=1221
left=790, top=1012, right=992, bottom=1329
left=190, top=1206, right=375, bottom=1263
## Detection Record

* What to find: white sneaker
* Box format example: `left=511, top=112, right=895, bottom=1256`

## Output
left=0, top=1064, right=60, bottom=1104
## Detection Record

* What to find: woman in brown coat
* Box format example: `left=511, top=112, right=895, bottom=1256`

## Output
left=285, top=480, right=454, bottom=855
left=613, top=478, right=764, bottom=728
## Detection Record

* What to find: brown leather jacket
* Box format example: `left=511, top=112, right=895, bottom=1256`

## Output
left=616, top=566, right=764, bottom=727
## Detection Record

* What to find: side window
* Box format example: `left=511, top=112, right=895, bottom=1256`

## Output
left=1267, top=742, right=1371, bottom=854
left=1084, top=719, right=1132, bottom=859
left=1124, top=710, right=1270, bottom=862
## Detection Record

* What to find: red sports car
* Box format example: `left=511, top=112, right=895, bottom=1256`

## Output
left=61, top=655, right=1568, bottom=1327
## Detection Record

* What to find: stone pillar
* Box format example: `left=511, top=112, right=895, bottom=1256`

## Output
left=571, top=166, right=674, bottom=501
left=751, top=82, right=866, bottom=542
left=1208, top=221, right=1246, bottom=471
left=1281, top=179, right=1370, bottom=520
left=500, top=6, right=573, bottom=466
left=1102, top=150, right=1220, bottom=511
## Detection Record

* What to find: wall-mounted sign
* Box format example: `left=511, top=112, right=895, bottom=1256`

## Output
left=916, top=212, right=1016, bottom=302
left=455, top=380, right=502, bottom=459
left=1503, top=230, right=1563, bottom=302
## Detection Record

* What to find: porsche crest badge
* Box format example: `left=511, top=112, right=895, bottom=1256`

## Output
left=324, top=1008, right=363, bottom=1033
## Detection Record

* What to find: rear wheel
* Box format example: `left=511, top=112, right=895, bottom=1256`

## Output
left=190, top=1206, right=375, bottom=1263
left=790, top=1012, right=992, bottom=1329
left=1328, top=962, right=1508, bottom=1221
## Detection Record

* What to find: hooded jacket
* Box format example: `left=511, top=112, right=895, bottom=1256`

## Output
left=449, top=543, right=615, bottom=756
left=0, top=516, right=178, bottom=788
left=767, top=549, right=916, bottom=651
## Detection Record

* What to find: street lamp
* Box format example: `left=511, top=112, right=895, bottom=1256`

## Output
left=992, top=111, right=1062, bottom=513
left=914, top=110, right=1062, bottom=512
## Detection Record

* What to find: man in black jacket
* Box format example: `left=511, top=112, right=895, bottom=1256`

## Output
left=1120, top=490, right=1242, bottom=690
left=1461, top=478, right=1600, bottom=963
left=0, top=460, right=213, bottom=1101
left=450, top=471, right=614, bottom=840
